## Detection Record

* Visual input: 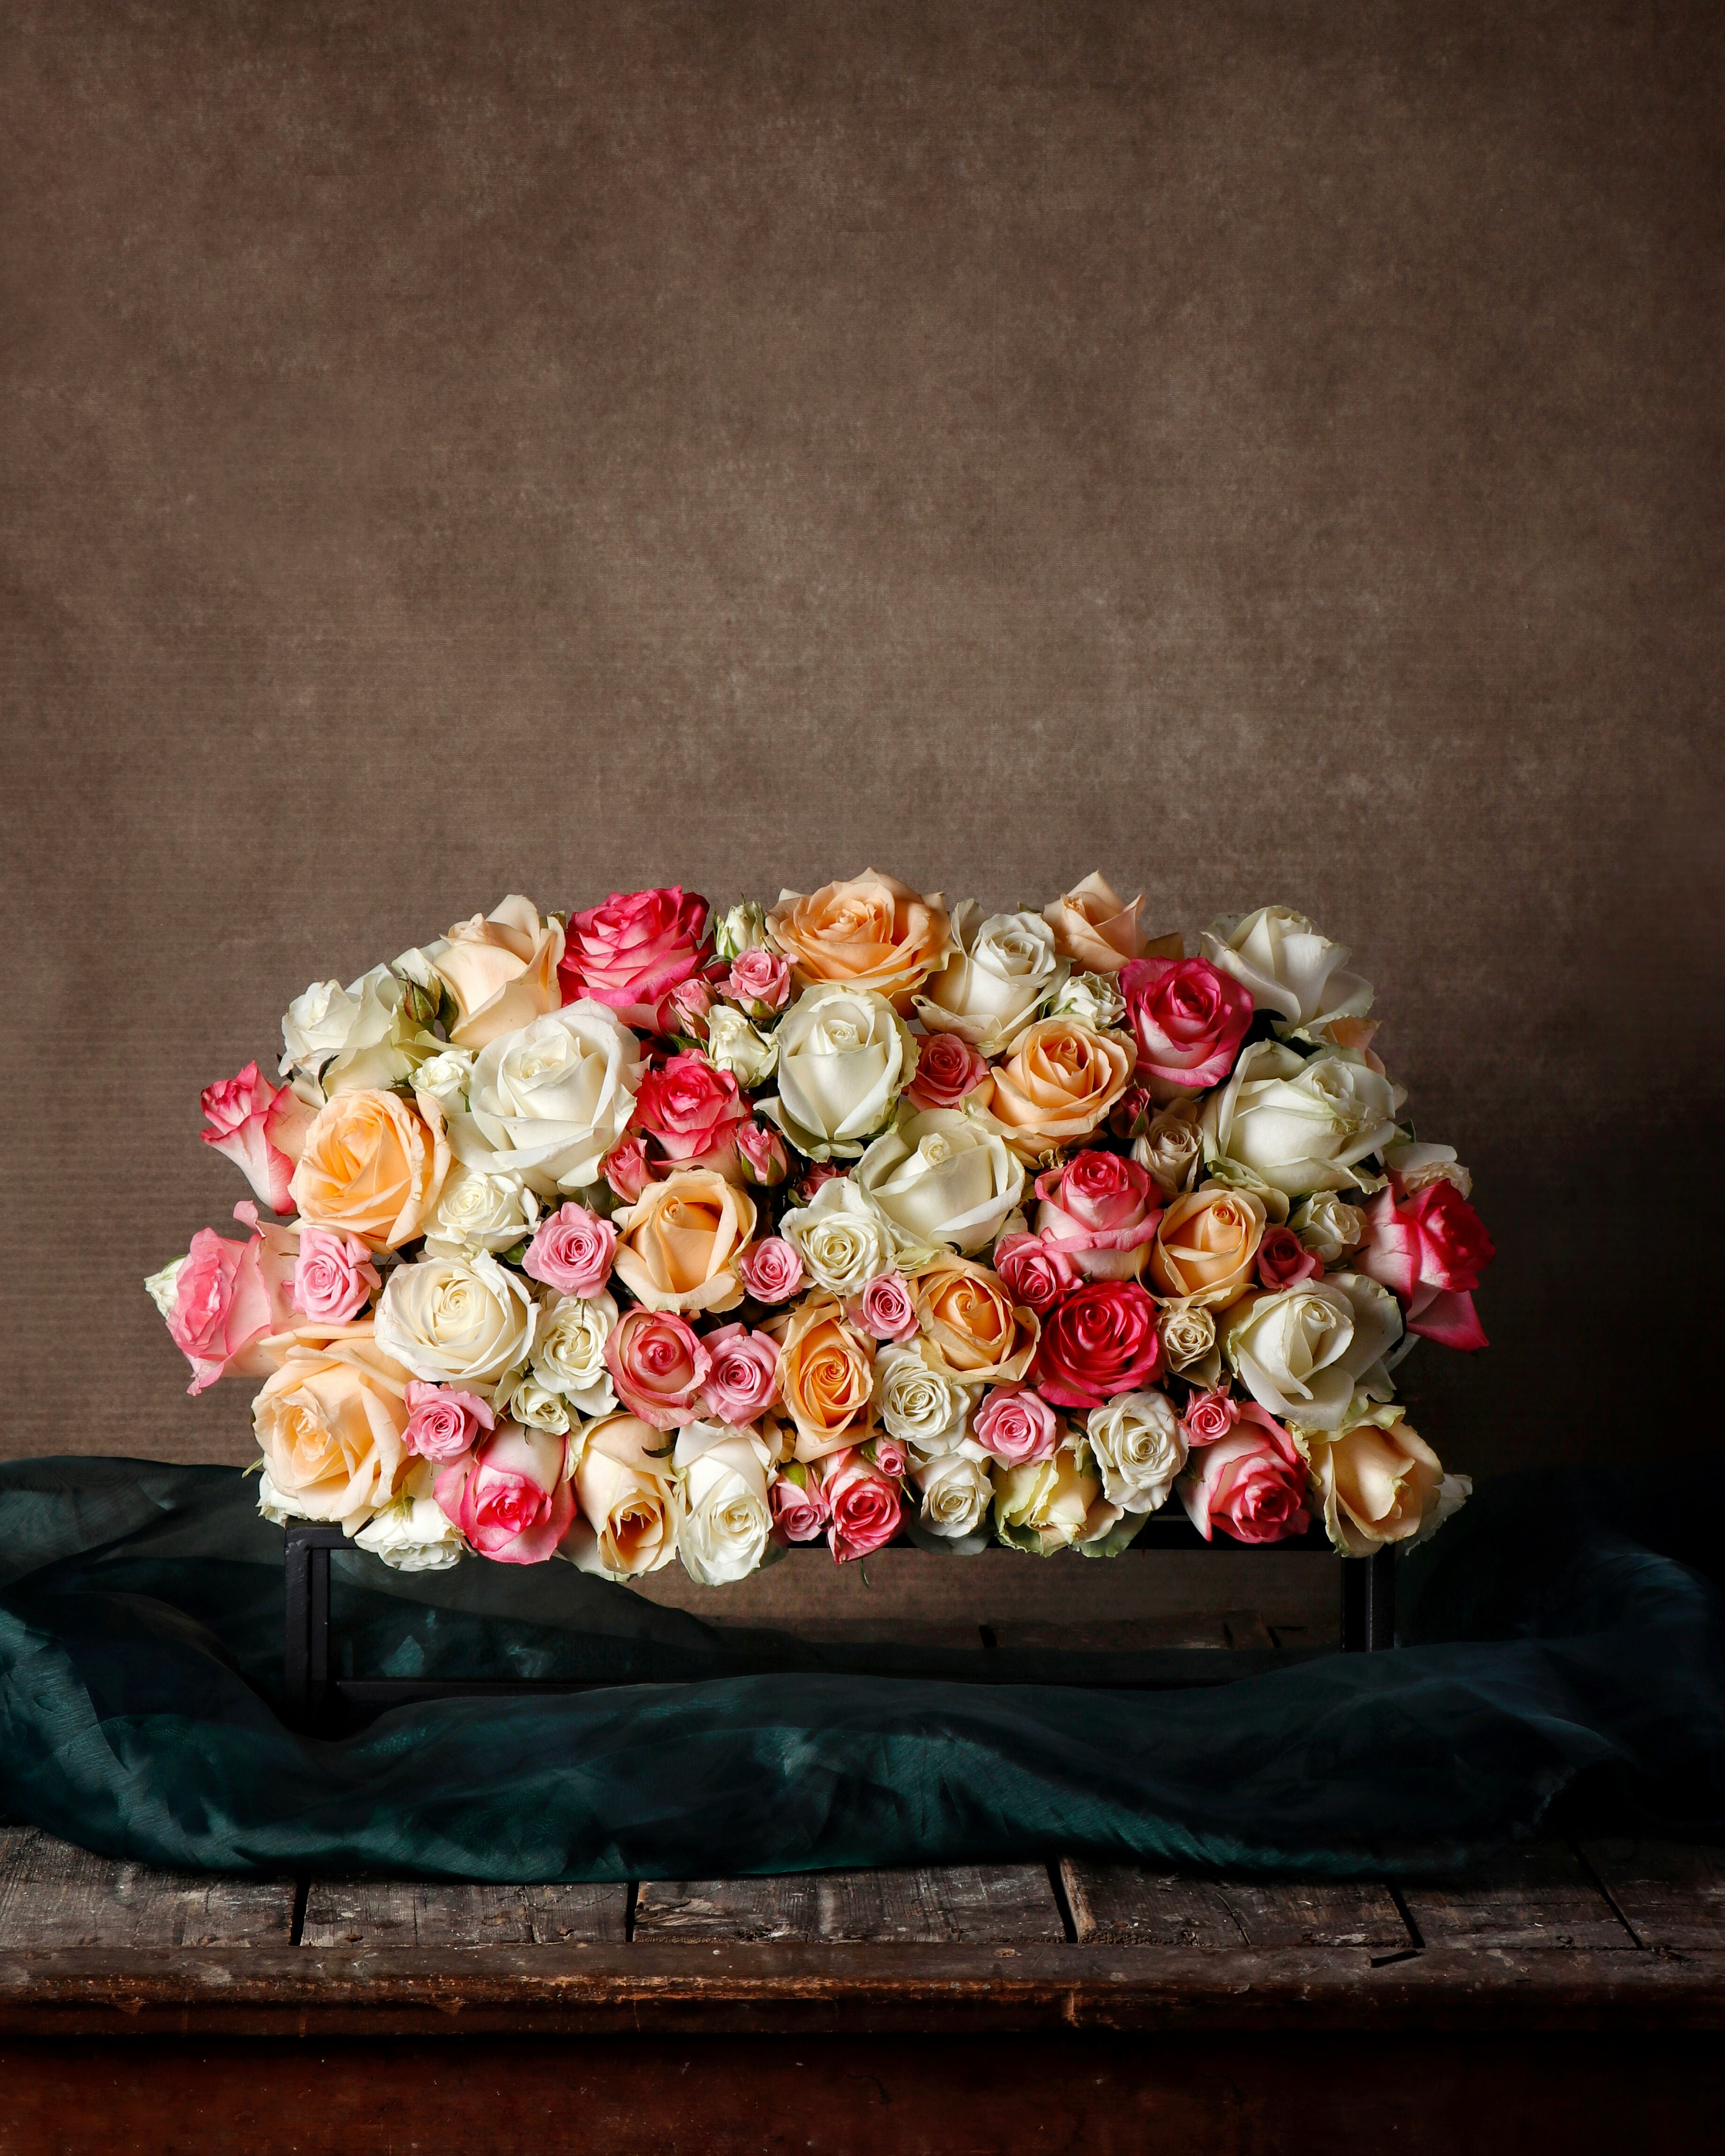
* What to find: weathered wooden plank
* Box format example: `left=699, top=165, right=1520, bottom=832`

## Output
left=300, top=1879, right=627, bottom=1948
left=986, top=1614, right=1235, bottom=1652
left=1402, top=1843, right=1635, bottom=1951
left=634, top=1865, right=1064, bottom=1943
left=1580, top=1839, right=1725, bottom=1951
left=0, top=1828, right=292, bottom=1951
left=1060, top=1860, right=1409, bottom=1950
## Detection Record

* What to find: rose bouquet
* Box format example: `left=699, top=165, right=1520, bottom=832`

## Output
left=148, top=876, right=1488, bottom=1581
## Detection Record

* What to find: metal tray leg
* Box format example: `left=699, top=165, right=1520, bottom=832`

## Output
left=1341, top=1546, right=1397, bottom=1652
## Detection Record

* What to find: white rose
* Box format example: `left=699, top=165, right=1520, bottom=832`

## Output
left=353, top=1477, right=466, bottom=1572
left=423, top=1164, right=541, bottom=1257
left=144, top=1257, right=186, bottom=1317
left=913, top=1447, right=994, bottom=1539
left=874, top=1342, right=973, bottom=1459
left=761, top=984, right=917, bottom=1160
left=1202, top=1042, right=1405, bottom=1197
left=854, top=1107, right=1025, bottom=1254
left=316, top=966, right=440, bottom=1097
left=450, top=1001, right=646, bottom=1196
left=256, top=1466, right=311, bottom=1525
left=1382, top=1139, right=1473, bottom=1199
left=911, top=903, right=1066, bottom=1055
left=374, top=1249, right=537, bottom=1392
left=1224, top=1272, right=1403, bottom=1431
left=280, top=978, right=362, bottom=1078
left=714, top=900, right=768, bottom=963
left=415, top=1046, right=477, bottom=1112
left=705, top=1005, right=779, bottom=1089
left=1290, top=1192, right=1366, bottom=1264
left=1199, top=906, right=1373, bottom=1036
left=505, top=1373, right=572, bottom=1434
left=1047, top=969, right=1125, bottom=1031
left=1085, top=1390, right=1186, bottom=1512
left=779, top=1176, right=898, bottom=1296
left=994, top=1441, right=1121, bottom=1554
left=672, top=1421, right=772, bottom=1585
left=531, top=1290, right=618, bottom=1417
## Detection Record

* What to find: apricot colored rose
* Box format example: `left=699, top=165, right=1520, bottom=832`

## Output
left=1150, top=1186, right=1269, bottom=1307
left=290, top=1087, right=450, bottom=1252
left=765, top=871, right=950, bottom=1007
left=611, top=1168, right=757, bottom=1314
left=983, top=1018, right=1136, bottom=1162
left=772, top=1295, right=876, bottom=1459
left=912, top=1257, right=1038, bottom=1385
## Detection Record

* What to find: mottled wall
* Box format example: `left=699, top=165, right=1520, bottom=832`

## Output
left=3, top=1, right=1720, bottom=1473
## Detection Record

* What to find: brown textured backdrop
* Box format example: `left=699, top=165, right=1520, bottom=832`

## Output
left=2, top=1, right=1720, bottom=1477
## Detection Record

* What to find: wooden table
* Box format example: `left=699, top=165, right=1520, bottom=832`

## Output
left=0, top=1825, right=1719, bottom=2153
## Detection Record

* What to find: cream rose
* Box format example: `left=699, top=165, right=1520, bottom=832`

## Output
left=423, top=1164, right=541, bottom=1257
left=913, top=1447, right=994, bottom=1539
left=352, top=1465, right=466, bottom=1572
left=672, top=1421, right=773, bottom=1585
left=564, top=1413, right=679, bottom=1578
left=1224, top=1272, right=1403, bottom=1431
left=1291, top=1400, right=1456, bottom=1555
left=704, top=1005, right=779, bottom=1089
left=1150, top=1186, right=1268, bottom=1307
left=374, top=1249, right=537, bottom=1392
left=428, top=894, right=565, bottom=1051
left=1382, top=1139, right=1473, bottom=1199
left=994, top=1440, right=1120, bottom=1554
left=611, top=1170, right=757, bottom=1314
left=854, top=1108, right=1025, bottom=1254
left=1290, top=1192, right=1366, bottom=1265
left=252, top=1333, right=414, bottom=1533
left=290, top=1088, right=451, bottom=1251
left=1047, top=969, right=1126, bottom=1031
left=1202, top=1042, right=1405, bottom=1198
left=762, top=984, right=918, bottom=1160
left=531, top=1290, right=618, bottom=1417
left=1131, top=1099, right=1205, bottom=1196
left=1085, top=1389, right=1186, bottom=1513
left=873, top=1341, right=974, bottom=1459
left=504, top=1372, right=572, bottom=1435
left=452, top=1001, right=646, bottom=1196
left=280, top=977, right=362, bottom=1079
left=983, top=1018, right=1137, bottom=1164
left=714, top=899, right=769, bottom=962
left=1042, top=873, right=1181, bottom=975
left=1158, top=1300, right=1221, bottom=1387
left=1199, top=906, right=1373, bottom=1036
left=911, top=904, right=1065, bottom=1054
left=413, top=1046, right=476, bottom=1112
left=779, top=1176, right=898, bottom=1296
left=766, top=871, right=950, bottom=1006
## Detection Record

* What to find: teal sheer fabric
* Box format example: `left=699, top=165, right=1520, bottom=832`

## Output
left=0, top=1456, right=1719, bottom=1880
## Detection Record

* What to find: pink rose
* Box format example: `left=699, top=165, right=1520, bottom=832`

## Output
left=1256, top=1225, right=1322, bottom=1292
left=403, top=1379, right=495, bottom=1463
left=603, top=1307, right=713, bottom=1428
left=722, top=946, right=792, bottom=1017
left=1033, top=1150, right=1163, bottom=1280
left=658, top=976, right=716, bottom=1041
left=791, top=1162, right=848, bottom=1204
left=973, top=1384, right=1062, bottom=1467
left=1179, top=1405, right=1310, bottom=1545
left=1118, top=957, right=1254, bottom=1103
left=199, top=1062, right=314, bottom=1214
left=603, top=1134, right=656, bottom=1204
left=820, top=1448, right=904, bottom=1563
left=523, top=1203, right=618, bottom=1296
left=737, top=1236, right=805, bottom=1303
left=631, top=1051, right=748, bottom=1164
left=698, top=1323, right=780, bottom=1423
left=434, top=1423, right=574, bottom=1564
left=161, top=1202, right=298, bottom=1394
left=557, top=886, right=711, bottom=1029
left=1355, top=1182, right=1496, bottom=1350
left=907, top=1030, right=990, bottom=1112
left=993, top=1231, right=1081, bottom=1315
left=291, top=1225, right=381, bottom=1323
left=870, top=1435, right=910, bottom=1480
left=736, top=1120, right=790, bottom=1188
left=1107, top=1081, right=1158, bottom=1141
left=769, top=1469, right=830, bottom=1545
left=1180, top=1388, right=1240, bottom=1449
left=851, top=1272, right=918, bottom=1343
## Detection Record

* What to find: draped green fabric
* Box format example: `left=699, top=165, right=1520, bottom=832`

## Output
left=0, top=1456, right=1719, bottom=1880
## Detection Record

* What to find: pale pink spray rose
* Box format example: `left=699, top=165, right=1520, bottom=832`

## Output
left=523, top=1202, right=618, bottom=1296
left=403, top=1379, right=496, bottom=1463
left=769, top=1469, right=830, bottom=1545
left=162, top=1202, right=298, bottom=1395
left=722, top=945, right=792, bottom=1016
left=698, top=1323, right=781, bottom=1423
left=736, top=1120, right=790, bottom=1188
left=820, top=1447, right=904, bottom=1563
left=870, top=1434, right=910, bottom=1480
left=603, top=1307, right=714, bottom=1428
left=603, top=1134, right=656, bottom=1204
left=292, top=1225, right=382, bottom=1324
left=434, top=1422, right=574, bottom=1564
left=851, top=1271, right=919, bottom=1343
left=972, top=1384, right=1062, bottom=1468
left=1180, top=1388, right=1240, bottom=1449
left=658, top=975, right=715, bottom=1042
left=199, top=1062, right=315, bottom=1214
left=992, top=1231, right=1081, bottom=1316
left=1179, top=1405, right=1311, bottom=1546
left=737, top=1236, right=805, bottom=1303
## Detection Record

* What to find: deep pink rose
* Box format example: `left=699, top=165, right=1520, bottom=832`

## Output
left=770, top=1469, right=830, bottom=1545
left=698, top=1323, right=780, bottom=1423
left=993, top=1231, right=1082, bottom=1315
left=523, top=1202, right=618, bottom=1295
left=403, top=1379, right=495, bottom=1463
left=791, top=1162, right=848, bottom=1204
left=291, top=1224, right=381, bottom=1323
left=973, top=1384, right=1061, bottom=1467
left=632, top=1051, right=749, bottom=1164
left=1030, top=1280, right=1162, bottom=1409
left=603, top=1134, right=656, bottom=1204
left=1033, top=1150, right=1163, bottom=1280
left=851, top=1272, right=918, bottom=1342
left=161, top=1201, right=298, bottom=1395
left=722, top=946, right=792, bottom=1017
left=1179, top=1404, right=1310, bottom=1545
left=603, top=1307, right=713, bottom=1428
left=820, top=1448, right=904, bottom=1563
left=434, top=1423, right=574, bottom=1564
left=1107, top=1081, right=1158, bottom=1141
left=906, top=1030, right=990, bottom=1111
left=1180, top=1388, right=1240, bottom=1449
left=557, top=886, right=711, bottom=1029
left=199, top=1062, right=314, bottom=1213
left=1256, top=1224, right=1321, bottom=1292
left=1118, top=957, right=1254, bottom=1103
left=737, top=1236, right=804, bottom=1303
left=870, top=1435, right=910, bottom=1480
left=1355, top=1181, right=1496, bottom=1350
left=736, top=1120, right=790, bottom=1188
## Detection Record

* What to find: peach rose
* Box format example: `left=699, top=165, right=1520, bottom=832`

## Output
left=765, top=871, right=950, bottom=1007
left=610, top=1169, right=758, bottom=1314
left=771, top=1295, right=876, bottom=1460
left=983, top=1018, right=1137, bottom=1162
left=1150, top=1186, right=1269, bottom=1307
left=430, top=894, right=565, bottom=1050
left=563, top=1413, right=680, bottom=1577
left=1293, top=1402, right=1451, bottom=1555
left=912, top=1256, right=1038, bottom=1385
left=252, top=1332, right=415, bottom=1532
left=1042, top=873, right=1182, bottom=975
left=290, top=1087, right=451, bottom=1252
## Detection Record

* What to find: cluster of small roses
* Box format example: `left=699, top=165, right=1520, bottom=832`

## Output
left=147, top=875, right=1490, bottom=1582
